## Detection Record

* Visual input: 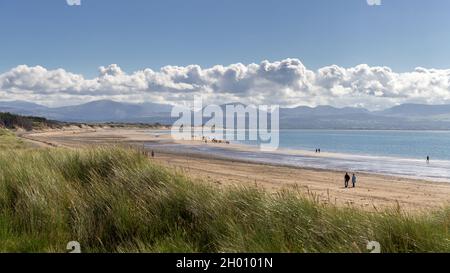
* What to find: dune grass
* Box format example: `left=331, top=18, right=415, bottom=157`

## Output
left=0, top=133, right=448, bottom=252
left=0, top=129, right=28, bottom=150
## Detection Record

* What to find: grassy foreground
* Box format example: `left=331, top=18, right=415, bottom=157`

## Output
left=0, top=141, right=448, bottom=252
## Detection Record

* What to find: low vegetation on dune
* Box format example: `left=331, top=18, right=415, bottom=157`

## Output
left=0, top=129, right=28, bottom=150
left=0, top=112, right=167, bottom=132
left=0, top=112, right=63, bottom=131
left=0, top=132, right=448, bottom=253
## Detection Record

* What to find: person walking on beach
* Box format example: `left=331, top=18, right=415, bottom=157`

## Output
left=344, top=172, right=350, bottom=188
left=427, top=156, right=430, bottom=164
left=352, top=173, right=357, bottom=188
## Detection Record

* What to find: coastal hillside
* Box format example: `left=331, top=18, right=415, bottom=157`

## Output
left=0, top=112, right=166, bottom=132
left=0, top=112, right=62, bottom=131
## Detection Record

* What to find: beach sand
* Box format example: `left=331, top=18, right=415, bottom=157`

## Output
left=19, top=127, right=450, bottom=212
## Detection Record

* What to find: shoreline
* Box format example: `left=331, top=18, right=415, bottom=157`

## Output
left=18, top=127, right=450, bottom=211
left=147, top=134, right=450, bottom=183
left=147, top=147, right=450, bottom=185
left=20, top=127, right=450, bottom=182
left=150, top=150, right=450, bottom=212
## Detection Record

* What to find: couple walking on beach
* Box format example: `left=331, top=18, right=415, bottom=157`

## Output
left=344, top=172, right=356, bottom=188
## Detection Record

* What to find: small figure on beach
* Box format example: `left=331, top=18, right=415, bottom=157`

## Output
left=344, top=172, right=350, bottom=188
left=352, top=173, right=356, bottom=188
left=427, top=156, right=430, bottom=164
left=318, top=149, right=321, bottom=153
left=315, top=149, right=318, bottom=153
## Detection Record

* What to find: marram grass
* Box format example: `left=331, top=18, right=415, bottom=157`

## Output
left=0, top=145, right=448, bottom=253
left=0, top=129, right=28, bottom=150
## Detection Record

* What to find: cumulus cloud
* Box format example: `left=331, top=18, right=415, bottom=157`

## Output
left=1, top=59, right=450, bottom=110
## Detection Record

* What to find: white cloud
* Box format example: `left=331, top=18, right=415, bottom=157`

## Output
left=1, top=59, right=450, bottom=110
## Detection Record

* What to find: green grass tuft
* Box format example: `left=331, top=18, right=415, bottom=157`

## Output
left=0, top=129, right=28, bottom=150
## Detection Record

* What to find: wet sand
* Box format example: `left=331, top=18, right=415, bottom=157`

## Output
left=19, top=128, right=450, bottom=212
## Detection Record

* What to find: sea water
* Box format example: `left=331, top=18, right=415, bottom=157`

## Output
left=246, top=130, right=450, bottom=161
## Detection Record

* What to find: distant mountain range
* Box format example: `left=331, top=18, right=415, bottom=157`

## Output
left=1, top=99, right=450, bottom=130
left=0, top=100, right=173, bottom=124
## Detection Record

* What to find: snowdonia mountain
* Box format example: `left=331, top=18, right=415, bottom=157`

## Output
left=1, top=100, right=450, bottom=129
left=0, top=100, right=173, bottom=124
left=375, top=103, right=450, bottom=118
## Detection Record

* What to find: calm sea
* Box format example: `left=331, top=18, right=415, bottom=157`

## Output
left=247, top=130, right=450, bottom=161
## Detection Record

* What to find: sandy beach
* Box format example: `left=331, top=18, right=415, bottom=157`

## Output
left=19, top=127, right=450, bottom=212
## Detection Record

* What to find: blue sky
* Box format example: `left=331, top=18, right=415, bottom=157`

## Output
left=1, top=0, right=450, bottom=108
left=1, top=0, right=450, bottom=76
